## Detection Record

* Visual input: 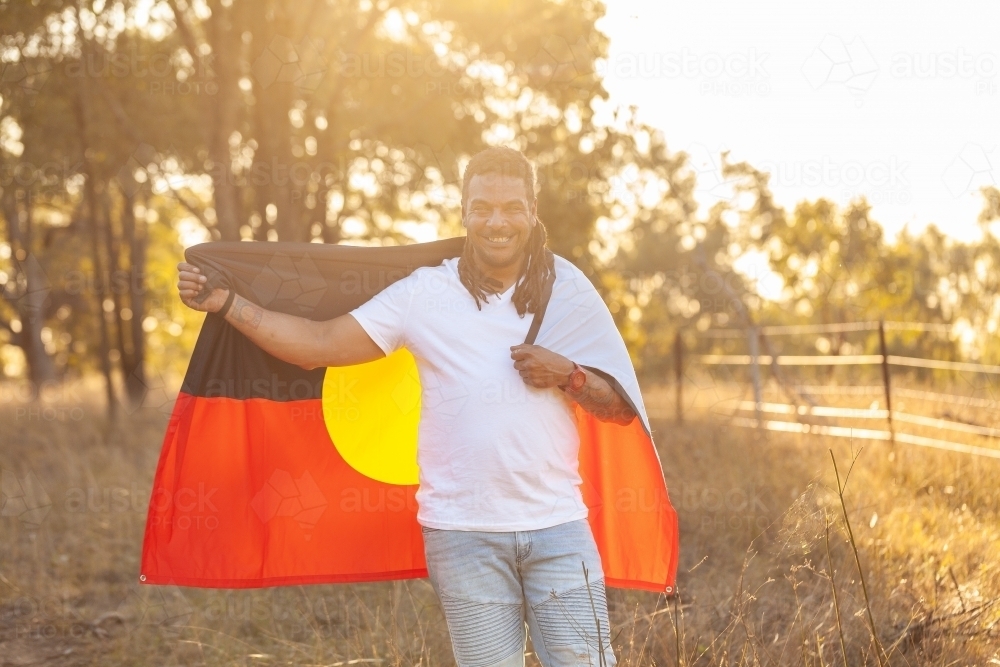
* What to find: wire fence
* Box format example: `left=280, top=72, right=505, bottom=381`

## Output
left=668, top=320, right=1000, bottom=460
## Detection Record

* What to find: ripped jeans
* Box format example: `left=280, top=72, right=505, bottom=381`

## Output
left=422, top=519, right=616, bottom=667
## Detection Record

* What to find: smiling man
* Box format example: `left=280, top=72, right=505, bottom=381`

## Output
left=177, top=146, right=635, bottom=667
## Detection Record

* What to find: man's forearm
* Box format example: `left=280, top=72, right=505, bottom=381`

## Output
left=220, top=293, right=384, bottom=369
left=564, top=368, right=636, bottom=425
left=223, top=294, right=325, bottom=369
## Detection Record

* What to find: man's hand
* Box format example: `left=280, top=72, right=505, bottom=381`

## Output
left=511, top=344, right=636, bottom=425
left=510, top=344, right=575, bottom=389
left=177, top=262, right=229, bottom=313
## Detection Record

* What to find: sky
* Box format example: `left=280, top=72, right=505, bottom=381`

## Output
left=596, top=0, right=1000, bottom=243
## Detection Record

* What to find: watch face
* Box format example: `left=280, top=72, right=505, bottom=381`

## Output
left=570, top=367, right=587, bottom=390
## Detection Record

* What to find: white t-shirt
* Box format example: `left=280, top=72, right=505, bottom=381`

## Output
left=349, top=257, right=588, bottom=531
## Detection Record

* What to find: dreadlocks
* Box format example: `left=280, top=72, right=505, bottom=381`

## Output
left=458, top=147, right=553, bottom=317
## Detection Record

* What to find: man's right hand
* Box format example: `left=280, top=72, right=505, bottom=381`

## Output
left=177, top=262, right=230, bottom=314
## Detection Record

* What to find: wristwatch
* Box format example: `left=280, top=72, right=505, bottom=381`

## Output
left=560, top=362, right=587, bottom=391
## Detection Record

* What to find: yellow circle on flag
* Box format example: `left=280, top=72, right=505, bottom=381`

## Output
left=322, top=349, right=421, bottom=485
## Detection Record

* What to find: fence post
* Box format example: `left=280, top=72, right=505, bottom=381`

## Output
left=747, top=325, right=763, bottom=425
left=878, top=320, right=896, bottom=449
left=674, top=331, right=683, bottom=424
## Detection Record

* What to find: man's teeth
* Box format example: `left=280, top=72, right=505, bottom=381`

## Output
left=488, top=236, right=511, bottom=243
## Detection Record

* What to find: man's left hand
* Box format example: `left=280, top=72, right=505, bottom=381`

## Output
left=510, top=344, right=575, bottom=389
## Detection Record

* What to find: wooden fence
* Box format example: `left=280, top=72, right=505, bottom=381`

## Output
left=668, top=320, right=1000, bottom=460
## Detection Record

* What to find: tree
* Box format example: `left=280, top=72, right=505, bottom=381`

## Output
left=2, top=0, right=702, bottom=394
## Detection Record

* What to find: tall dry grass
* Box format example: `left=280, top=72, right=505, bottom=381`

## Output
left=1, top=381, right=998, bottom=666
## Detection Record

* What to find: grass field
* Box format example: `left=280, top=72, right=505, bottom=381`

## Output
left=1, top=380, right=999, bottom=666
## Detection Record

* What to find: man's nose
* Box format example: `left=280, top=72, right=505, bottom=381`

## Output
left=486, top=208, right=506, bottom=228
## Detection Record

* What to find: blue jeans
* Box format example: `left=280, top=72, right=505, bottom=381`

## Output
left=422, top=519, right=616, bottom=667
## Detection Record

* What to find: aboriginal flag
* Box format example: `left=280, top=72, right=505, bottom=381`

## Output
left=140, top=238, right=679, bottom=593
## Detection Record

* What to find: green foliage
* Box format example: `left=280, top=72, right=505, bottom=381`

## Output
left=1, top=0, right=999, bottom=392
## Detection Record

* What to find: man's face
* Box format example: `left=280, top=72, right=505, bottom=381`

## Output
left=463, top=172, right=537, bottom=270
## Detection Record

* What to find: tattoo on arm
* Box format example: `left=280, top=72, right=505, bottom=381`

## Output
left=226, top=295, right=264, bottom=330
left=565, top=369, right=636, bottom=425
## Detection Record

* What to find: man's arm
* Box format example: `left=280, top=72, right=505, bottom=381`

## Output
left=509, top=344, right=637, bottom=425
left=561, top=366, right=636, bottom=425
left=177, top=262, right=385, bottom=369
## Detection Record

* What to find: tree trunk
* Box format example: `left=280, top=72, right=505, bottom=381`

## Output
left=267, top=82, right=305, bottom=242
left=74, top=94, right=118, bottom=422
left=101, top=191, right=135, bottom=383
left=121, top=189, right=147, bottom=405
left=0, top=188, right=57, bottom=393
left=205, top=3, right=244, bottom=241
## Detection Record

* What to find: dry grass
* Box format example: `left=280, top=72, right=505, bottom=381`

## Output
left=1, top=380, right=999, bottom=666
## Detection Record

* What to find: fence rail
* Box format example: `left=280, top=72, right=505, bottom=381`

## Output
left=701, top=320, right=954, bottom=338
left=696, top=354, right=882, bottom=366
left=672, top=318, right=1000, bottom=461
left=729, top=417, right=1000, bottom=460
left=695, top=354, right=1000, bottom=375
left=789, top=386, right=1000, bottom=409
left=727, top=401, right=1000, bottom=439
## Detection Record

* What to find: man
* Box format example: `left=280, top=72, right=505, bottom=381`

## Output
left=177, top=147, right=635, bottom=667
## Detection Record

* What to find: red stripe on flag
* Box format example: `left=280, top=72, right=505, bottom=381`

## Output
left=576, top=407, right=679, bottom=593
left=141, top=395, right=678, bottom=593
left=140, top=393, right=426, bottom=588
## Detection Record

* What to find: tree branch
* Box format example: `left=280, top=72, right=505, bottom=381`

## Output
left=164, top=0, right=205, bottom=60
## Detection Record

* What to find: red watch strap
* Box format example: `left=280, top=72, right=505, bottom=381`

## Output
left=561, top=362, right=586, bottom=391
